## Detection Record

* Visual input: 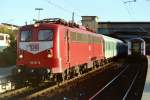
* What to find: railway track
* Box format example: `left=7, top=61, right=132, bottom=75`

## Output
left=0, top=60, right=124, bottom=100
left=0, top=82, right=54, bottom=100
left=89, top=62, right=146, bottom=100
left=0, top=87, right=30, bottom=99
left=25, top=62, right=122, bottom=100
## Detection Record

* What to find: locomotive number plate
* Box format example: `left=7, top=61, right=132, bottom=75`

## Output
left=29, top=43, right=39, bottom=51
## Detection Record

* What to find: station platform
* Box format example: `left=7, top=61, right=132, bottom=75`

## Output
left=0, top=65, right=16, bottom=93
left=142, top=56, right=150, bottom=100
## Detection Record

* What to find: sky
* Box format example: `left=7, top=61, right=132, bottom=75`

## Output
left=0, top=0, right=150, bottom=26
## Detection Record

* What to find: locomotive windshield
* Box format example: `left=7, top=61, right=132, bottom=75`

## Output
left=38, top=30, right=53, bottom=41
left=20, top=31, right=32, bottom=42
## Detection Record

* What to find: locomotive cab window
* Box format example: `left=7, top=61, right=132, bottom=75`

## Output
left=20, top=31, right=32, bottom=42
left=38, top=30, right=53, bottom=41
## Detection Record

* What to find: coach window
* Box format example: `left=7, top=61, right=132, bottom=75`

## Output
left=20, top=31, right=32, bottom=42
left=0, top=35, right=4, bottom=40
left=38, top=30, right=53, bottom=41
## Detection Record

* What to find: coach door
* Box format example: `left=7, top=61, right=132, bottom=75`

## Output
left=88, top=35, right=93, bottom=60
left=66, top=30, right=70, bottom=64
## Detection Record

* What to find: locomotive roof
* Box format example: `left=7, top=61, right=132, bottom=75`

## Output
left=21, top=23, right=97, bottom=35
left=32, top=18, right=96, bottom=32
left=102, top=34, right=123, bottom=43
left=129, top=38, right=145, bottom=42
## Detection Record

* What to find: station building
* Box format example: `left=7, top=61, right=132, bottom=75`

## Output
left=0, top=23, right=19, bottom=31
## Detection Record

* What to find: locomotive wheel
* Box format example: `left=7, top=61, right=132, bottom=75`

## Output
left=74, top=66, right=79, bottom=76
left=95, top=61, right=100, bottom=68
left=53, top=73, right=63, bottom=82
left=77, top=66, right=81, bottom=76
left=79, top=65, right=84, bottom=74
left=70, top=67, right=76, bottom=78
left=67, top=68, right=73, bottom=79
left=100, top=60, right=103, bottom=66
left=62, top=73, right=66, bottom=82
left=93, top=62, right=95, bottom=69
left=62, top=71, right=67, bottom=81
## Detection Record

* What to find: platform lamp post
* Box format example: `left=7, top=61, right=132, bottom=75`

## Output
left=35, top=8, right=44, bottom=21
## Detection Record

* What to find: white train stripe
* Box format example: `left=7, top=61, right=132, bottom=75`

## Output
left=19, top=41, right=53, bottom=54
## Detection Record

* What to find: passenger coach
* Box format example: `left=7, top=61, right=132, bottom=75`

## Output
left=0, top=33, right=10, bottom=51
left=102, top=35, right=127, bottom=61
left=128, top=38, right=145, bottom=55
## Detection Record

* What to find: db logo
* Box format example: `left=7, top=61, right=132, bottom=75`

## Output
left=29, top=43, right=39, bottom=51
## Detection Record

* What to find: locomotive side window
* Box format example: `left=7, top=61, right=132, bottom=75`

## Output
left=20, top=31, right=32, bottom=42
left=70, top=32, right=101, bottom=44
left=71, top=32, right=77, bottom=41
left=93, top=36, right=101, bottom=44
left=88, top=35, right=92, bottom=43
left=38, top=30, right=53, bottom=41
left=0, top=35, right=4, bottom=40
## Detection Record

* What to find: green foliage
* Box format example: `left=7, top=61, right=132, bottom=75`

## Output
left=0, top=40, right=17, bottom=67
left=0, top=27, right=17, bottom=38
left=0, top=27, right=18, bottom=67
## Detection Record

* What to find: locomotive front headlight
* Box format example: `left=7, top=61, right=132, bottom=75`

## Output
left=34, top=23, right=39, bottom=27
left=47, top=54, right=52, bottom=58
left=19, top=54, right=23, bottom=59
left=31, top=69, right=34, bottom=72
left=47, top=69, right=51, bottom=73
left=47, top=49, right=53, bottom=58
left=18, top=69, right=21, bottom=73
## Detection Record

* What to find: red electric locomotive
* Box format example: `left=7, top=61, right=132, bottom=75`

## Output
left=15, top=18, right=104, bottom=83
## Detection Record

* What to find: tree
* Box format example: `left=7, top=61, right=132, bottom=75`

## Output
left=0, top=27, right=18, bottom=67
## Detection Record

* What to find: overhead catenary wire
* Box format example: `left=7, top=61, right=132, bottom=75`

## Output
left=42, top=0, right=82, bottom=18
left=121, top=0, right=136, bottom=20
left=124, top=0, right=136, bottom=4
left=58, top=0, right=85, bottom=16
left=43, top=0, right=72, bottom=14
left=123, top=3, right=134, bottom=20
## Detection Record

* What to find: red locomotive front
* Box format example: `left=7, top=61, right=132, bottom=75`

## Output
left=16, top=23, right=62, bottom=81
